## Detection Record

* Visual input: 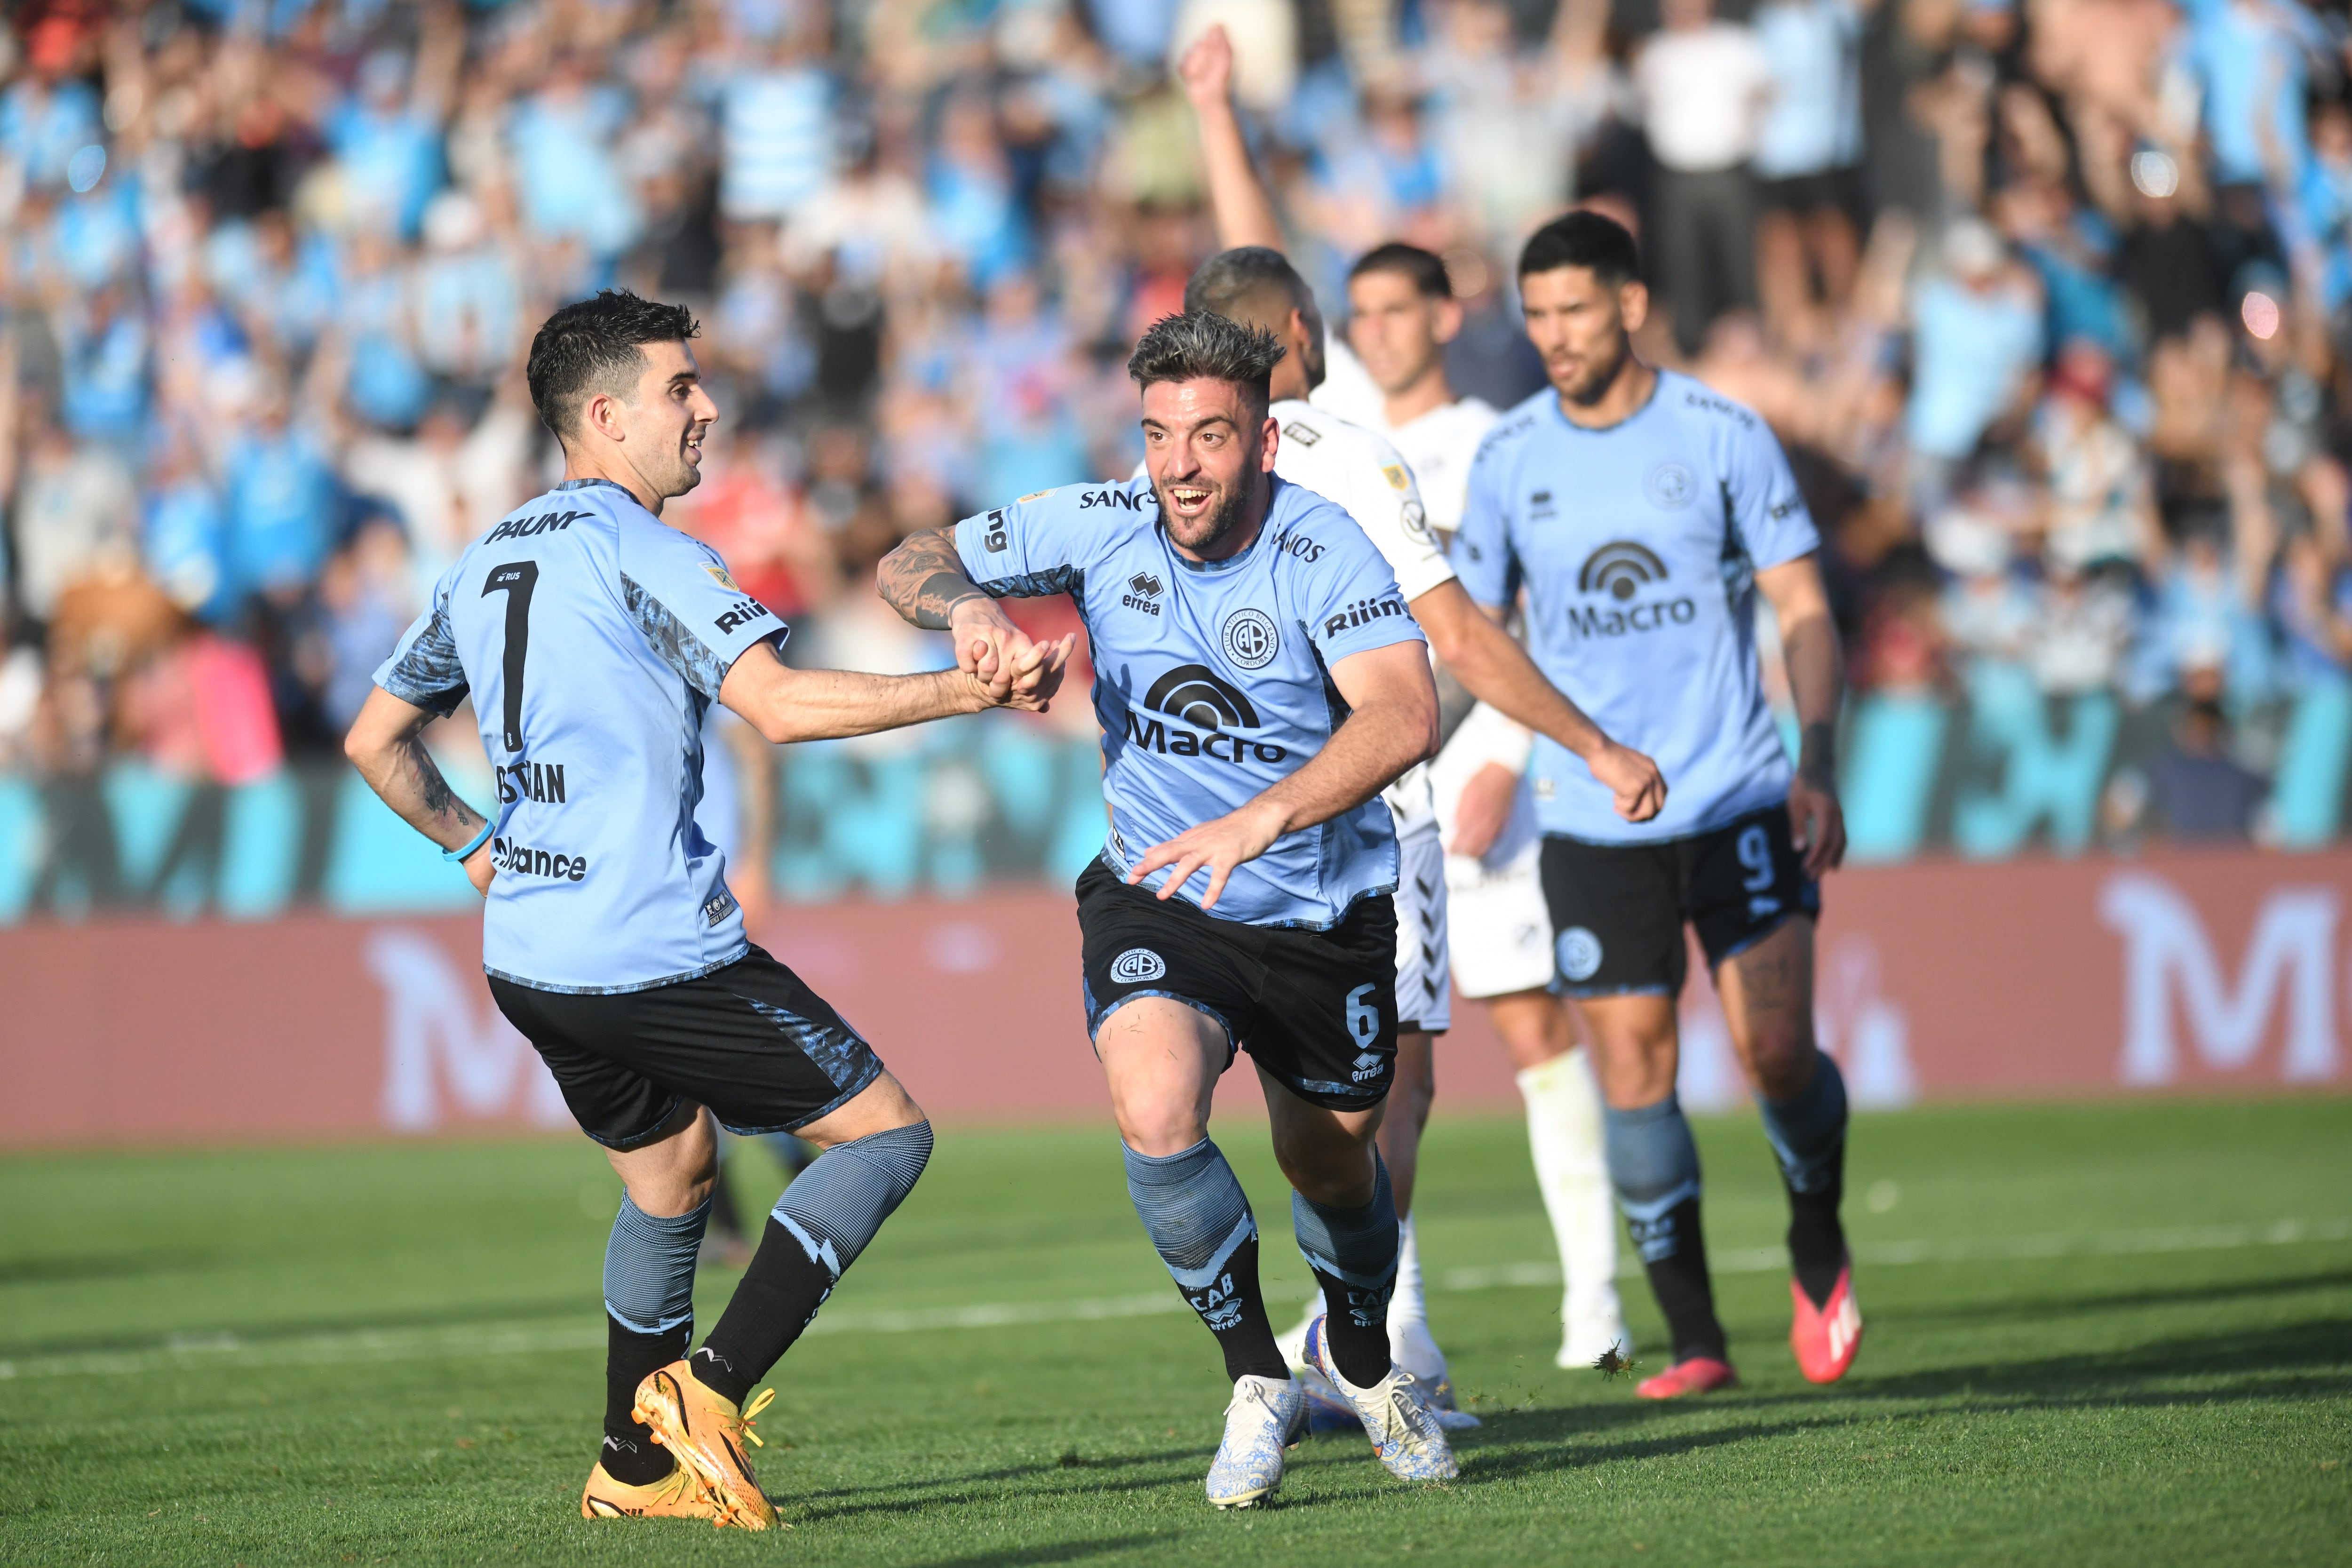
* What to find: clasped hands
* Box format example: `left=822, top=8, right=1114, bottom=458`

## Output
left=950, top=599, right=1075, bottom=714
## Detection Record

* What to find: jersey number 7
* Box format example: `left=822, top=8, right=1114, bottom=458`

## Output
left=483, top=560, right=539, bottom=754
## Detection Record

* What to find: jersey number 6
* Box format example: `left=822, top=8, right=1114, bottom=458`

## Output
left=482, top=560, right=539, bottom=754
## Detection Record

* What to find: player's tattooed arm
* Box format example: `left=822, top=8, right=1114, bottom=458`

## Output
left=720, top=635, right=1075, bottom=743
left=1419, top=579, right=1667, bottom=824
left=1756, top=553, right=1847, bottom=876
left=874, top=524, right=1041, bottom=682
left=344, top=687, right=497, bottom=894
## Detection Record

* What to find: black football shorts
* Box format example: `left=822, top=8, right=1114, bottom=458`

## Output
left=488, top=945, right=883, bottom=1150
left=1075, top=858, right=1399, bottom=1112
left=1538, top=803, right=1820, bottom=998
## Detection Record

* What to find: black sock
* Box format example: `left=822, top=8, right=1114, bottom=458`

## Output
left=1640, top=1196, right=1728, bottom=1363
left=693, top=1217, right=834, bottom=1408
left=1308, top=1262, right=1394, bottom=1388
left=603, top=1316, right=688, bottom=1484
left=1187, top=1232, right=1290, bottom=1383
left=1787, top=1166, right=1847, bottom=1311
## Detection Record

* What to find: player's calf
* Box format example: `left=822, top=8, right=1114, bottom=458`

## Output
left=1605, top=1091, right=1735, bottom=1390
left=1758, top=1051, right=1861, bottom=1379
left=1124, top=1137, right=1289, bottom=1383
left=598, top=1193, right=711, bottom=1487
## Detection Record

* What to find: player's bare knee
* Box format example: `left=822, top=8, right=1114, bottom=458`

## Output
left=1748, top=1032, right=1820, bottom=1100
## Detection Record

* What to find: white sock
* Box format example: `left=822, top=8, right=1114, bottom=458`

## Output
left=1518, top=1047, right=1628, bottom=1360
left=1386, top=1213, right=1448, bottom=1382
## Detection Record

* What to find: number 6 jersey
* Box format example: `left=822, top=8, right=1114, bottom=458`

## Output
left=373, top=477, right=788, bottom=992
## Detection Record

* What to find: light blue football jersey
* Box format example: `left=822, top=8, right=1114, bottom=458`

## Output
left=374, top=478, right=787, bottom=991
left=957, top=474, right=1425, bottom=928
left=1452, top=372, right=1820, bottom=844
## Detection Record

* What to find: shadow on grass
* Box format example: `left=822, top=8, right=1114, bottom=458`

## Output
left=787, top=1446, right=1213, bottom=1524
left=903, top=1534, right=1175, bottom=1568
left=1454, top=1316, right=2352, bottom=1480
left=1862, top=1266, right=2352, bottom=1331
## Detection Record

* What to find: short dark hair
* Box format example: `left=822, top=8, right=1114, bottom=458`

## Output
left=525, top=290, right=699, bottom=440
left=1349, top=242, right=1450, bottom=298
left=1127, top=312, right=1287, bottom=412
left=1518, top=210, right=1642, bottom=289
left=1184, top=246, right=1315, bottom=325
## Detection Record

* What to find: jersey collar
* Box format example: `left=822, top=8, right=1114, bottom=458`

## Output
left=553, top=477, right=634, bottom=495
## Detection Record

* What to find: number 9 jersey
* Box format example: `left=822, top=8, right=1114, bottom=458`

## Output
left=373, top=477, right=789, bottom=993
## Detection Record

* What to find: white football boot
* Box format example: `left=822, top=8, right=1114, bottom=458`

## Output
left=1303, top=1316, right=1460, bottom=1483
left=1206, top=1374, right=1302, bottom=1509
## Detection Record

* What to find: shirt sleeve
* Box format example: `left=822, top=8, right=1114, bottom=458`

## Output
left=1450, top=436, right=1517, bottom=608
left=373, top=563, right=469, bottom=716
left=1347, top=431, right=1456, bottom=601
left=1727, top=417, right=1821, bottom=572
left=617, top=525, right=789, bottom=700
left=953, top=482, right=1118, bottom=597
left=1302, top=522, right=1427, bottom=666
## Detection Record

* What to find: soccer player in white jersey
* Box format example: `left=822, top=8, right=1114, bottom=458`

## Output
left=1454, top=211, right=1862, bottom=1399
left=1343, top=241, right=1633, bottom=1369
left=346, top=292, right=1068, bottom=1529
left=1175, top=24, right=1636, bottom=1391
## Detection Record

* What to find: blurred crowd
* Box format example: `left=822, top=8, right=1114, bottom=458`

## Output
left=2, top=0, right=2350, bottom=842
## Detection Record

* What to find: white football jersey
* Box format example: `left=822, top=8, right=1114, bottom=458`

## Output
left=1267, top=398, right=1452, bottom=834
left=1380, top=397, right=1499, bottom=537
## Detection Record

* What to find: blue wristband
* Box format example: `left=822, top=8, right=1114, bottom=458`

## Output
left=443, top=820, right=495, bottom=862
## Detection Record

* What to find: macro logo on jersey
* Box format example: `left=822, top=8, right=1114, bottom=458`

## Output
left=1221, top=608, right=1279, bottom=670
left=1123, top=665, right=1289, bottom=763
left=1111, top=947, right=1167, bottom=983
left=1569, top=541, right=1696, bottom=637
left=1122, top=571, right=1164, bottom=616
left=1645, top=461, right=1698, bottom=510
left=1321, top=593, right=1410, bottom=639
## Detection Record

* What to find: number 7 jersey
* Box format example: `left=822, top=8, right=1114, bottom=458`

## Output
left=373, top=477, right=788, bottom=992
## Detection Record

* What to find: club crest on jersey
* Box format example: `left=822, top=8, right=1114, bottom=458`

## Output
left=1282, top=420, right=1320, bottom=446
left=1122, top=571, right=1164, bottom=615
left=1111, top=947, right=1167, bottom=983
left=1645, top=461, right=1698, bottom=510
left=1221, top=608, right=1279, bottom=670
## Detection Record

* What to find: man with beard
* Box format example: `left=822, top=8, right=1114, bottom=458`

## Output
left=1454, top=211, right=1861, bottom=1398
left=877, top=311, right=1470, bottom=1508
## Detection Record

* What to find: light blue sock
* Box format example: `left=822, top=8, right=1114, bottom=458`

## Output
left=1603, top=1094, right=1703, bottom=1263
left=1123, top=1138, right=1258, bottom=1288
left=1757, top=1053, right=1849, bottom=1194
left=771, top=1120, right=933, bottom=1280
left=603, top=1193, right=712, bottom=1334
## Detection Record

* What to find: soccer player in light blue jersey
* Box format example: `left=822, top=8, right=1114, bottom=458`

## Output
left=1453, top=211, right=1863, bottom=1397
left=345, top=291, right=1069, bottom=1530
left=878, top=312, right=1463, bottom=1506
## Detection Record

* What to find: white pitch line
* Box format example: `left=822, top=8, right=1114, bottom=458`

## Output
left=1, top=1217, right=2344, bottom=1383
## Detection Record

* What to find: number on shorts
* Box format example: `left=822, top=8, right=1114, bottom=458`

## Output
left=1736, top=824, right=1773, bottom=892
left=482, top=560, right=539, bottom=753
left=1345, top=983, right=1380, bottom=1048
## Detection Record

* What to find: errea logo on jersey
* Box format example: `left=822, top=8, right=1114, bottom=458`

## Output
left=1122, top=571, right=1164, bottom=615
left=1571, top=541, right=1695, bottom=637
left=1122, top=665, right=1289, bottom=764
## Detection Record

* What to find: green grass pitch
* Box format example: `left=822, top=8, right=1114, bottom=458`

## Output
left=2, top=1098, right=2347, bottom=1566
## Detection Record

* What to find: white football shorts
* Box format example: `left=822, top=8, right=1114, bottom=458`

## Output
left=1433, top=706, right=1555, bottom=1000
left=1392, top=821, right=1452, bottom=1034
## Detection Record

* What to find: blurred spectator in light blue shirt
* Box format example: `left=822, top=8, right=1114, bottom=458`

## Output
left=59, top=286, right=150, bottom=446
left=143, top=433, right=233, bottom=624
left=720, top=34, right=834, bottom=223
left=1907, top=220, right=2046, bottom=472
left=412, top=191, right=523, bottom=390
left=326, top=40, right=456, bottom=241
left=929, top=90, right=1030, bottom=289
left=1751, top=0, right=1862, bottom=183
left=225, top=396, right=339, bottom=597
left=2188, top=0, right=2325, bottom=192
left=508, top=54, right=642, bottom=263
left=0, top=24, right=101, bottom=191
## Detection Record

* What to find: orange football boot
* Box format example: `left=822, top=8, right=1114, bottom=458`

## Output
left=1790, top=1257, right=1864, bottom=1383
left=580, top=1457, right=718, bottom=1521
left=630, top=1361, right=782, bottom=1531
left=1634, top=1356, right=1740, bottom=1399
